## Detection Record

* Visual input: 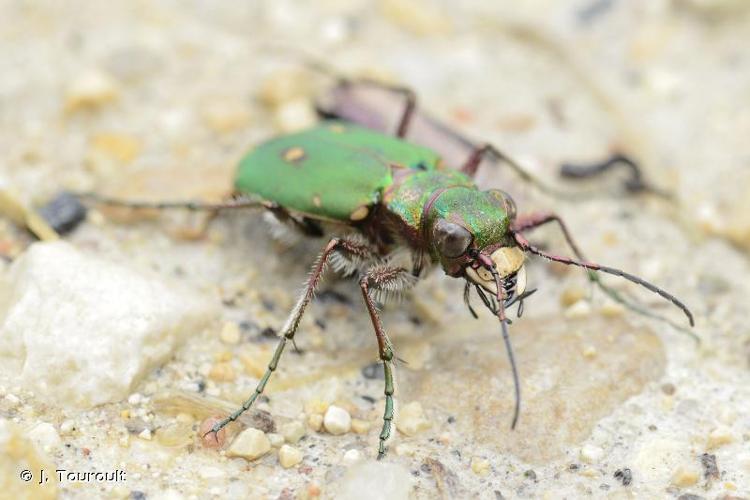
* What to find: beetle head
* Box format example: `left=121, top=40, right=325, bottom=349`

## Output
left=426, top=187, right=526, bottom=307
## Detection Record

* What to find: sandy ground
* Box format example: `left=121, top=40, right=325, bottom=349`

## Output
left=1, top=1, right=749, bottom=499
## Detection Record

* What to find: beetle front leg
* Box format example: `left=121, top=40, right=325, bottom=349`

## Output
left=205, top=236, right=376, bottom=438
left=358, top=264, right=414, bottom=459
left=511, top=211, right=695, bottom=332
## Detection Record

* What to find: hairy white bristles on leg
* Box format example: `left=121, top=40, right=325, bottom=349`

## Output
left=329, top=233, right=375, bottom=275
left=280, top=286, right=308, bottom=337
left=367, top=262, right=417, bottom=304
left=262, top=211, right=302, bottom=246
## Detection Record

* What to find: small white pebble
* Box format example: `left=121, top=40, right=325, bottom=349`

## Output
left=396, top=401, right=431, bottom=436
left=564, top=299, right=591, bottom=319
left=707, top=426, right=734, bottom=449
left=267, top=432, right=284, bottom=448
left=579, top=444, right=604, bottom=464
left=323, top=405, right=351, bottom=435
left=343, top=449, right=361, bottom=465
left=438, top=432, right=452, bottom=445
left=65, top=69, right=119, bottom=112
left=671, top=465, right=700, bottom=487
left=280, top=420, right=306, bottom=444
left=273, top=98, right=317, bottom=133
left=27, top=422, right=62, bottom=451
left=278, top=444, right=303, bottom=468
left=138, top=428, right=152, bottom=441
left=128, top=393, right=142, bottom=405
left=308, top=413, right=323, bottom=432
left=226, top=428, right=271, bottom=461
left=351, top=418, right=372, bottom=434
left=60, top=419, right=76, bottom=434
left=471, top=457, right=490, bottom=476
left=599, top=301, right=624, bottom=317
left=582, top=345, right=597, bottom=359
left=220, top=321, right=241, bottom=344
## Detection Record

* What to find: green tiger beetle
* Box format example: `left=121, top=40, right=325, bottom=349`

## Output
left=79, top=77, right=694, bottom=459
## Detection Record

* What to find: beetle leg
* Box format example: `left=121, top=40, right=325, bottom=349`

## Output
left=461, top=144, right=624, bottom=201
left=511, top=212, right=696, bottom=332
left=358, top=264, right=413, bottom=459
left=559, top=153, right=672, bottom=198
left=337, top=78, right=417, bottom=138
left=74, top=191, right=269, bottom=211
left=205, top=236, right=376, bottom=438
left=460, top=143, right=570, bottom=196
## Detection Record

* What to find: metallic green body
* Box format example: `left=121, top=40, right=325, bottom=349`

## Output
left=234, top=120, right=513, bottom=260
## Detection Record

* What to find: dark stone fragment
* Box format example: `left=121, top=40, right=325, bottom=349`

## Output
left=614, top=468, right=632, bottom=486
left=701, top=453, right=719, bottom=481
left=38, top=191, right=87, bottom=234
left=251, top=409, right=276, bottom=433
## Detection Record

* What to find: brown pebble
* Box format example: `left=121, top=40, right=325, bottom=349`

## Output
left=199, top=416, right=227, bottom=449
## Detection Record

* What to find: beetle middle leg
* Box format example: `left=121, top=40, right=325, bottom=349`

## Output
left=460, top=143, right=587, bottom=200
left=205, top=236, right=376, bottom=438
left=461, top=144, right=659, bottom=200
left=358, top=263, right=414, bottom=459
left=335, top=78, right=417, bottom=138
left=559, top=153, right=670, bottom=197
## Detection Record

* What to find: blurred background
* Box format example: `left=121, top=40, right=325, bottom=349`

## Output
left=1, top=1, right=749, bottom=498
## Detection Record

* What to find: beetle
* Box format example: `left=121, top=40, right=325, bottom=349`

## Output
left=80, top=80, right=694, bottom=459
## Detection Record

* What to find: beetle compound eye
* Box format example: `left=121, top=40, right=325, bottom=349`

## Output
left=499, top=190, right=517, bottom=220
left=490, top=189, right=517, bottom=220
left=433, top=219, right=472, bottom=258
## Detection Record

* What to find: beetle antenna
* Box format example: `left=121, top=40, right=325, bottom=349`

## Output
left=513, top=232, right=694, bottom=327
left=500, top=317, right=521, bottom=430
left=490, top=267, right=521, bottom=430
left=73, top=192, right=269, bottom=211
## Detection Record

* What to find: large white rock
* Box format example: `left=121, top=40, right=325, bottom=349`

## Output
left=336, top=461, right=414, bottom=500
left=0, top=241, right=217, bottom=408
